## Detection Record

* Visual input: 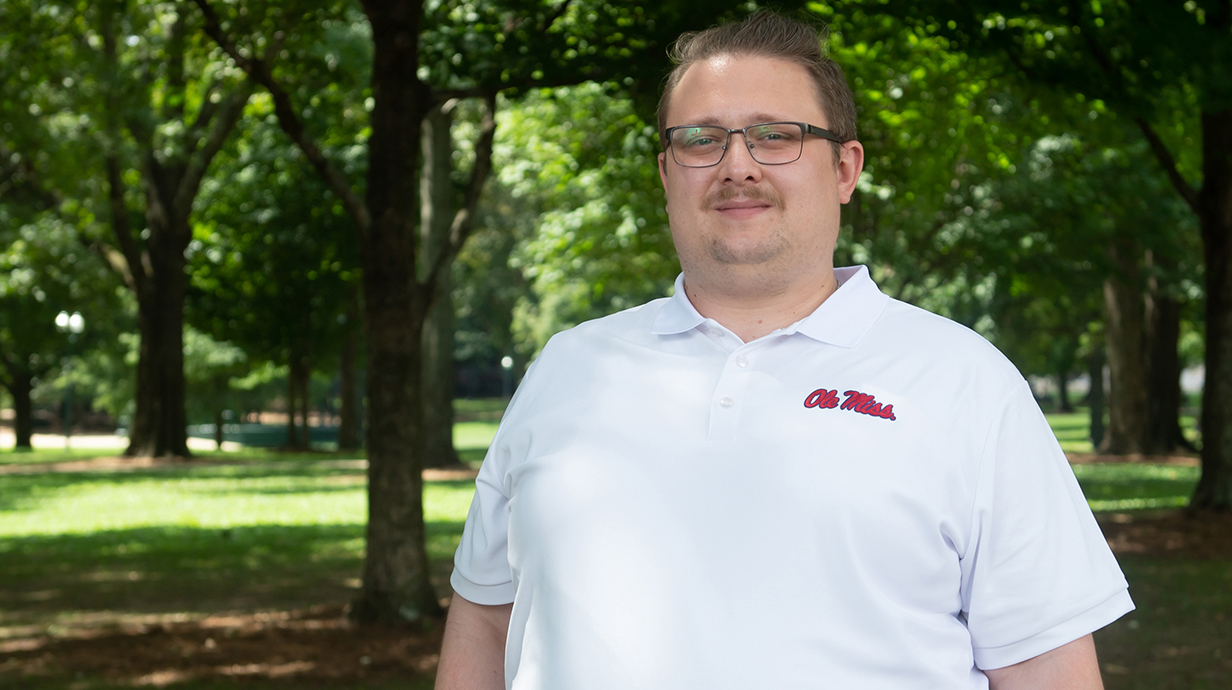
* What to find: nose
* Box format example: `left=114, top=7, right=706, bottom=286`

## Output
left=718, top=131, right=763, bottom=183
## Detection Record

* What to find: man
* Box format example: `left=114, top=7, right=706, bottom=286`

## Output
left=437, top=12, right=1132, bottom=690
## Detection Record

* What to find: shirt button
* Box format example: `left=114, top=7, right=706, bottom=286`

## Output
left=735, top=355, right=749, bottom=368
left=719, top=397, right=735, bottom=408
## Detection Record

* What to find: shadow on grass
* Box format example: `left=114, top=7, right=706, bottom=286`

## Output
left=0, top=520, right=465, bottom=630
left=1096, top=556, right=1232, bottom=690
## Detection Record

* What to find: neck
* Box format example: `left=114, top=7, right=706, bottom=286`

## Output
left=683, top=268, right=839, bottom=342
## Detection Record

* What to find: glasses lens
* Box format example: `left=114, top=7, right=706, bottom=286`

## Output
left=670, top=126, right=728, bottom=167
left=746, top=123, right=804, bottom=164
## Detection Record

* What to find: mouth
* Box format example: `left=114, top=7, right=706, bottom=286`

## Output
left=704, top=186, right=784, bottom=218
left=714, top=198, right=774, bottom=219
left=715, top=199, right=773, bottom=211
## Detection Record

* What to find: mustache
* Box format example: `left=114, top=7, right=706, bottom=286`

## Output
left=703, top=185, right=785, bottom=210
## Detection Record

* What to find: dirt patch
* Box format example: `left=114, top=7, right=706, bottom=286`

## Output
left=1099, top=510, right=1232, bottom=560
left=0, top=605, right=443, bottom=686
left=423, top=466, right=478, bottom=481
left=1066, top=452, right=1200, bottom=467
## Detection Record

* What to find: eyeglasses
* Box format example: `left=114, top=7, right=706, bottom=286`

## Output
left=663, top=121, right=845, bottom=168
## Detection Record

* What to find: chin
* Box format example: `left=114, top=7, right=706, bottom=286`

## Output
left=707, top=239, right=785, bottom=266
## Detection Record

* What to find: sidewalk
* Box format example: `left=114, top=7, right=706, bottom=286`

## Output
left=0, top=430, right=240, bottom=452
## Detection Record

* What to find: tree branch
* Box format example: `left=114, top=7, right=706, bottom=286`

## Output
left=182, top=77, right=224, bottom=157
left=104, top=155, right=146, bottom=292
left=191, top=0, right=370, bottom=238
left=173, top=82, right=252, bottom=217
left=425, top=92, right=497, bottom=292
left=540, top=0, right=573, bottom=34
left=1135, top=117, right=1201, bottom=213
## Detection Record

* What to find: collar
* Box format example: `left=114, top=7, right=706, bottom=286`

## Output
left=650, top=265, right=889, bottom=349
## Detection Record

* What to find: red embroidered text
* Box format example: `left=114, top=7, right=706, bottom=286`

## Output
left=803, top=388, right=897, bottom=421
left=803, top=388, right=840, bottom=409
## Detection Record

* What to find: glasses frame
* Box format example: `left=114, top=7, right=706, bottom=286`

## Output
left=663, top=121, right=846, bottom=168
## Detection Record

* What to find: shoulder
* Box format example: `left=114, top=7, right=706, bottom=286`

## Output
left=868, top=298, right=1027, bottom=393
left=541, top=297, right=672, bottom=354
left=513, top=297, right=670, bottom=390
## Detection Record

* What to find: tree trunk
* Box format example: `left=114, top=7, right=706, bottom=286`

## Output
left=286, top=365, right=299, bottom=448
left=1101, top=241, right=1150, bottom=455
left=1056, top=365, right=1073, bottom=413
left=213, top=372, right=227, bottom=450
left=351, top=0, right=442, bottom=625
left=7, top=370, right=34, bottom=450
left=299, top=354, right=312, bottom=449
left=1192, top=109, right=1232, bottom=511
left=338, top=305, right=361, bottom=451
left=1144, top=279, right=1186, bottom=454
left=1088, top=344, right=1106, bottom=449
left=126, top=221, right=192, bottom=458
left=213, top=408, right=225, bottom=450
left=420, top=103, right=459, bottom=469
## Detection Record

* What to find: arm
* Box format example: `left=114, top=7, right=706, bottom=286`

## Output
left=983, top=634, right=1104, bottom=690
left=435, top=594, right=513, bottom=690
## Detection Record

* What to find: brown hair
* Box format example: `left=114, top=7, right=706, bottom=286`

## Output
left=657, top=11, right=857, bottom=164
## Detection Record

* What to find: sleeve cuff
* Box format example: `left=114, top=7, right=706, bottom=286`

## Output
left=450, top=569, right=516, bottom=606
left=974, top=588, right=1135, bottom=670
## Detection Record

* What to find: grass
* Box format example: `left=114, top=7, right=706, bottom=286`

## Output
left=0, top=462, right=475, bottom=630
left=0, top=446, right=133, bottom=466
left=1046, top=410, right=1098, bottom=453
left=454, top=421, right=498, bottom=464
left=1095, top=558, right=1232, bottom=689
left=1044, top=406, right=1201, bottom=454
left=0, top=398, right=1225, bottom=688
left=1073, top=464, right=1200, bottom=511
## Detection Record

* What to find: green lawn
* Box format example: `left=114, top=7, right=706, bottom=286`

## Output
left=1045, top=407, right=1201, bottom=453
left=0, top=399, right=1224, bottom=688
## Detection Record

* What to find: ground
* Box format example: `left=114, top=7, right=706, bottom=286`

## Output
left=1, top=606, right=442, bottom=688
left=1, top=449, right=1229, bottom=689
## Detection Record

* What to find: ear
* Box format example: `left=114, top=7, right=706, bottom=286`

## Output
left=658, top=152, right=669, bottom=190
left=836, top=141, right=865, bottom=205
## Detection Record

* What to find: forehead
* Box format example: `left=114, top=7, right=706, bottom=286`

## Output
left=667, top=54, right=826, bottom=128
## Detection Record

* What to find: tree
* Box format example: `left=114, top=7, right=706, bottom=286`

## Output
left=494, top=83, right=678, bottom=355
left=1, top=0, right=252, bottom=457
left=879, top=0, right=1232, bottom=508
left=188, top=104, right=362, bottom=451
left=0, top=211, right=126, bottom=446
left=1, top=14, right=128, bottom=448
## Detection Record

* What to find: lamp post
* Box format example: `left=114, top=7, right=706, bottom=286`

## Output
left=55, top=311, right=84, bottom=450
left=501, top=356, right=513, bottom=400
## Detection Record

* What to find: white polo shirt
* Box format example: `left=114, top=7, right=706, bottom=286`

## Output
left=451, top=266, right=1133, bottom=690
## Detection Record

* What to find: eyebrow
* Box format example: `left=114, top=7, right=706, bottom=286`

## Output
left=684, top=114, right=792, bottom=127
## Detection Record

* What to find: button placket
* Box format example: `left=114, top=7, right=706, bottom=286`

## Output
left=707, top=345, right=757, bottom=440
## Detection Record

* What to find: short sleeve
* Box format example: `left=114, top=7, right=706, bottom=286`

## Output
left=449, top=346, right=554, bottom=606
left=450, top=446, right=517, bottom=604
left=961, top=382, right=1134, bottom=669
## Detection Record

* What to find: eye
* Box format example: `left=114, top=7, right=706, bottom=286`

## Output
left=751, top=125, right=800, bottom=142
left=674, top=127, right=725, bottom=148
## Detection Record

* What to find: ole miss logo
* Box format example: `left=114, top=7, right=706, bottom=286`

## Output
left=804, top=388, right=897, bottom=421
